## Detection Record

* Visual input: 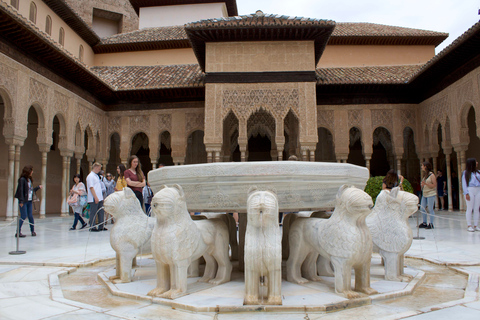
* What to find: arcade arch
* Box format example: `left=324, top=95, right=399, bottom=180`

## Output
left=347, top=127, right=365, bottom=166
left=131, top=132, right=151, bottom=174
left=185, top=130, right=207, bottom=164
left=247, top=109, right=275, bottom=161
left=315, top=127, right=335, bottom=162
left=371, top=127, right=393, bottom=177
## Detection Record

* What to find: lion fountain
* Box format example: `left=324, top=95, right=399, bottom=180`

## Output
left=366, top=187, right=419, bottom=281
left=147, top=185, right=232, bottom=299
left=244, top=189, right=282, bottom=305
left=286, top=185, right=378, bottom=298
left=103, top=187, right=155, bottom=283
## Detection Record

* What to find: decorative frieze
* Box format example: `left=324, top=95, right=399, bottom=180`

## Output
left=371, top=109, right=393, bottom=131
left=186, top=112, right=204, bottom=135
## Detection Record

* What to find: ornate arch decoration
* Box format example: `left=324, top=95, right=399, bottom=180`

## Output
left=84, top=125, right=94, bottom=154
left=28, top=102, right=46, bottom=129
left=372, top=126, right=393, bottom=151
left=0, top=86, right=13, bottom=119
left=246, top=108, right=276, bottom=140
left=159, top=130, right=171, bottom=150
left=130, top=131, right=149, bottom=156
left=74, top=122, right=83, bottom=148
left=349, top=126, right=364, bottom=148
left=223, top=110, right=239, bottom=142
left=423, top=124, right=430, bottom=154
left=459, top=102, right=476, bottom=129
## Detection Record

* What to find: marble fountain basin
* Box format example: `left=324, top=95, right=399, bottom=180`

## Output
left=148, top=161, right=369, bottom=212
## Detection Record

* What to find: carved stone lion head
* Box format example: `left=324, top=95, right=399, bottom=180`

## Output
left=103, top=187, right=143, bottom=218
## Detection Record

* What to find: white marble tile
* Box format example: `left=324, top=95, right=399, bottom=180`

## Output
left=0, top=295, right=79, bottom=320
left=406, top=305, right=480, bottom=320
left=0, top=280, right=50, bottom=298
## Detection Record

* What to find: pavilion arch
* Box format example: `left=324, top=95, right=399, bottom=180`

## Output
left=403, top=126, right=420, bottom=185
left=347, top=126, right=365, bottom=166
left=0, top=86, right=13, bottom=120
left=106, top=132, right=121, bottom=174
left=465, top=106, right=480, bottom=160
left=315, top=127, right=335, bottom=162
left=222, top=111, right=239, bottom=162
left=247, top=108, right=276, bottom=161
left=74, top=122, right=83, bottom=148
left=371, top=126, right=393, bottom=176
left=130, top=132, right=151, bottom=173
left=284, top=109, right=299, bottom=159
left=28, top=102, right=46, bottom=130
left=186, top=130, right=207, bottom=164
left=460, top=101, right=477, bottom=129
left=158, top=130, right=173, bottom=166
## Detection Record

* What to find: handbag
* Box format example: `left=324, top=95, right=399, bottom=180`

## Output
left=83, top=204, right=90, bottom=219
left=67, top=193, right=79, bottom=206
left=79, top=194, right=88, bottom=207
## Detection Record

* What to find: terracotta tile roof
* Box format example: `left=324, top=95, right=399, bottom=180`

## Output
left=100, top=25, right=188, bottom=44
left=90, top=64, right=204, bottom=90
left=316, top=65, right=423, bottom=85
left=333, top=22, right=447, bottom=38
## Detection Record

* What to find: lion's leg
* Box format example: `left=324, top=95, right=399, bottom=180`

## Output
left=286, top=246, right=310, bottom=284
left=302, top=252, right=322, bottom=281
left=331, top=257, right=359, bottom=299
left=147, top=261, right=169, bottom=297
left=266, top=265, right=282, bottom=305
left=244, top=265, right=260, bottom=305
left=199, top=254, right=216, bottom=283
left=109, top=253, right=120, bottom=281
left=211, top=239, right=232, bottom=285
left=167, top=260, right=189, bottom=299
left=354, top=261, right=377, bottom=295
left=188, top=259, right=200, bottom=278
left=317, top=255, right=334, bottom=277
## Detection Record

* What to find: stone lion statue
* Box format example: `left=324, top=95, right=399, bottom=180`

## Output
left=103, top=187, right=155, bottom=283
left=199, top=212, right=238, bottom=261
left=366, top=187, right=419, bottom=281
left=147, top=185, right=232, bottom=299
left=287, top=185, right=377, bottom=298
left=244, top=189, right=282, bottom=305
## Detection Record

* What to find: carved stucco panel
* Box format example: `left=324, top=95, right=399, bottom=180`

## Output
left=53, top=91, right=69, bottom=118
left=421, top=96, right=448, bottom=131
left=371, top=109, right=393, bottom=132
left=29, top=78, right=49, bottom=107
left=129, top=115, right=150, bottom=137
left=0, top=62, right=17, bottom=99
left=400, top=109, right=416, bottom=129
left=108, top=117, right=121, bottom=136
left=348, top=109, right=363, bottom=129
left=186, top=112, right=204, bottom=135
left=222, top=89, right=300, bottom=123
left=317, top=110, right=334, bottom=131
left=456, top=80, right=474, bottom=106
left=158, top=114, right=172, bottom=133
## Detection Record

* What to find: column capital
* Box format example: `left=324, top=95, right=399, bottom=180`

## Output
left=5, top=136, right=26, bottom=146
left=59, top=149, right=74, bottom=158
left=452, top=144, right=468, bottom=153
left=38, top=144, right=51, bottom=154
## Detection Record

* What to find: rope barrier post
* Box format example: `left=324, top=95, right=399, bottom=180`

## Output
left=413, top=209, right=425, bottom=240
left=9, top=215, right=26, bottom=255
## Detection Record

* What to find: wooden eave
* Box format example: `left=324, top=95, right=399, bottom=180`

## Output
left=128, top=0, right=238, bottom=16
left=327, top=35, right=447, bottom=46
left=408, top=21, right=480, bottom=102
left=42, top=0, right=100, bottom=46
left=93, top=39, right=191, bottom=54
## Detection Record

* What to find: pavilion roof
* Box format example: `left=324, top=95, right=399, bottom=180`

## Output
left=94, top=21, right=448, bottom=54
left=185, top=12, right=336, bottom=71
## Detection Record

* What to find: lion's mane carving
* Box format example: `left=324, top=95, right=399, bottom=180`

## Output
left=287, top=185, right=377, bottom=298
left=244, top=189, right=282, bottom=305
left=147, top=185, right=232, bottom=299
left=366, top=187, right=419, bottom=281
left=104, top=187, right=155, bottom=283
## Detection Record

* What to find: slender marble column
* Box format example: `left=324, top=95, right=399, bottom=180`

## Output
left=310, top=150, right=315, bottom=162
left=396, top=157, right=402, bottom=176
left=207, top=151, right=212, bottom=163
left=445, top=153, right=453, bottom=212
left=76, top=157, right=81, bottom=174
left=13, top=145, right=21, bottom=218
left=5, top=145, right=15, bottom=221
left=39, top=151, right=48, bottom=219
left=60, top=156, right=69, bottom=217
left=460, top=151, right=467, bottom=211
left=152, top=162, right=157, bottom=170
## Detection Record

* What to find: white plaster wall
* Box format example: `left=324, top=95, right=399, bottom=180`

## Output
left=92, top=16, right=119, bottom=38
left=139, top=3, right=227, bottom=29
left=2, top=0, right=95, bottom=66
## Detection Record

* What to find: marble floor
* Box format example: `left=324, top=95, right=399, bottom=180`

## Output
left=0, top=210, right=479, bottom=319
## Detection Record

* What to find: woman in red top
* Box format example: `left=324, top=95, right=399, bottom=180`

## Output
left=124, top=155, right=146, bottom=206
